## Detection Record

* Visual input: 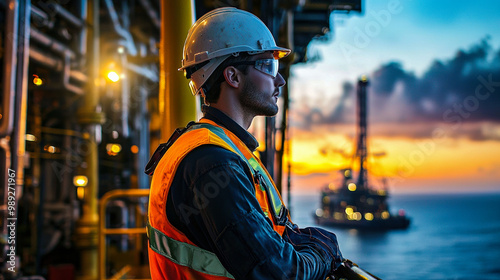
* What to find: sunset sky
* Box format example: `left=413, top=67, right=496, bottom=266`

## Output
left=285, top=0, right=500, bottom=194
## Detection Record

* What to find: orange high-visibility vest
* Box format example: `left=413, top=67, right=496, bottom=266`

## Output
left=147, top=119, right=289, bottom=279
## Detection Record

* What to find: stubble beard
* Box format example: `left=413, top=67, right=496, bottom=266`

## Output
left=239, top=79, right=279, bottom=117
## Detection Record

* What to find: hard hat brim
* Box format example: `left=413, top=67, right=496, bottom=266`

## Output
left=179, top=47, right=291, bottom=71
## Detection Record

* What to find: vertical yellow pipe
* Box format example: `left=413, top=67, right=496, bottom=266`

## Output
left=159, top=0, right=197, bottom=141
left=75, top=0, right=103, bottom=279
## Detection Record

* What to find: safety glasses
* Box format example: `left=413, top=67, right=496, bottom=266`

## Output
left=231, top=59, right=279, bottom=78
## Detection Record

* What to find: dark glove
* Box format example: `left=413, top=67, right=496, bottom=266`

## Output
left=283, top=226, right=344, bottom=273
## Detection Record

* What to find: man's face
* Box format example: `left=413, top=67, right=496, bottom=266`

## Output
left=238, top=52, right=286, bottom=117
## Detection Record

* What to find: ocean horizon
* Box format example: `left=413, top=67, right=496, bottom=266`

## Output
left=286, top=191, right=500, bottom=280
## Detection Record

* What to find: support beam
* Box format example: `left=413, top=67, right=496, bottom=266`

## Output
left=159, top=0, right=196, bottom=140
left=75, top=1, right=104, bottom=279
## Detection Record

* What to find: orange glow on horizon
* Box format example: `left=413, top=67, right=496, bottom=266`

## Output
left=286, top=124, right=500, bottom=194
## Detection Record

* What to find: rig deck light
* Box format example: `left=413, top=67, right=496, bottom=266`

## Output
left=106, top=143, right=122, bottom=156
left=107, top=71, right=120, bottom=82
left=33, top=74, right=43, bottom=86
left=73, top=175, right=88, bottom=187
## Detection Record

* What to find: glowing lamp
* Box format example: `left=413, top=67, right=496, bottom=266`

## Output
left=381, top=211, right=390, bottom=220
left=322, top=196, right=330, bottom=204
left=344, top=169, right=351, bottom=178
left=353, top=212, right=362, bottom=221
left=107, top=71, right=120, bottom=82
left=106, top=143, right=122, bottom=156
left=26, top=134, right=37, bottom=142
left=315, top=209, right=324, bottom=217
left=33, top=75, right=43, bottom=86
left=130, top=145, right=139, bottom=154
left=73, top=175, right=88, bottom=187
left=365, top=213, right=374, bottom=221
left=44, top=145, right=58, bottom=153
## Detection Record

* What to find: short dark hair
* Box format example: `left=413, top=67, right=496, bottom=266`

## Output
left=203, top=53, right=252, bottom=104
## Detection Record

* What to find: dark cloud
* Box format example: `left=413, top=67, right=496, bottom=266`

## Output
left=372, top=62, right=412, bottom=96
left=296, top=37, right=500, bottom=140
left=324, top=82, right=356, bottom=124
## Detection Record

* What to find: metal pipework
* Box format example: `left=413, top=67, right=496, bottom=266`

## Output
left=120, top=53, right=130, bottom=138
left=137, top=86, right=150, bottom=190
left=12, top=0, right=31, bottom=200
left=29, top=46, right=63, bottom=69
left=30, top=4, right=53, bottom=28
left=78, top=0, right=88, bottom=58
left=45, top=2, right=84, bottom=28
left=138, top=0, right=161, bottom=29
left=126, top=63, right=159, bottom=83
left=0, top=0, right=18, bottom=138
left=29, top=46, right=88, bottom=85
left=103, top=0, right=138, bottom=56
left=29, top=2, right=89, bottom=96
left=28, top=47, right=86, bottom=95
left=63, top=51, right=84, bottom=95
left=2, top=0, right=30, bottom=274
left=30, top=27, right=76, bottom=59
left=31, top=1, right=88, bottom=64
left=32, top=2, right=84, bottom=28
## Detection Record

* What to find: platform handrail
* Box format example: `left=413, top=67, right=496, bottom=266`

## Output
left=98, top=189, right=150, bottom=280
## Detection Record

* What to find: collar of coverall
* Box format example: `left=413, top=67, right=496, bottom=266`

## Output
left=201, top=105, right=259, bottom=152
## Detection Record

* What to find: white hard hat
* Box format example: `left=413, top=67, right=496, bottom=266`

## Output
left=180, top=7, right=291, bottom=95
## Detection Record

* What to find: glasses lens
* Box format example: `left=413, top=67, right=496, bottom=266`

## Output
left=254, top=59, right=279, bottom=77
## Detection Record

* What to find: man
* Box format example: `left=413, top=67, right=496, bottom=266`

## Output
left=146, top=7, right=343, bottom=279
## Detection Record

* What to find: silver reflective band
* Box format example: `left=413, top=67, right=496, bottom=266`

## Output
left=147, top=222, right=235, bottom=278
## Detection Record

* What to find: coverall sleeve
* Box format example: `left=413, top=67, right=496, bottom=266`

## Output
left=171, top=147, right=342, bottom=280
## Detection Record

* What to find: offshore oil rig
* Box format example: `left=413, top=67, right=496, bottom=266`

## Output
left=314, top=77, right=411, bottom=230
left=0, top=0, right=362, bottom=279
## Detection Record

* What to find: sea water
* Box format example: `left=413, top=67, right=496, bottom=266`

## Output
left=288, top=192, right=500, bottom=280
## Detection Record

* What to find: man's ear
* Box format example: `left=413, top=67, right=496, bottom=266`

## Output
left=223, top=66, right=241, bottom=89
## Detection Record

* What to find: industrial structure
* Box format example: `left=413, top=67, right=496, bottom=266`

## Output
left=0, top=0, right=361, bottom=279
left=315, top=77, right=411, bottom=230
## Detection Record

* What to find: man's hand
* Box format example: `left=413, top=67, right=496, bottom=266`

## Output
left=283, top=226, right=344, bottom=274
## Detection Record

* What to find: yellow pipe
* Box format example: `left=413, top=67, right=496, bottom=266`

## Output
left=75, top=0, right=104, bottom=279
left=159, top=0, right=197, bottom=141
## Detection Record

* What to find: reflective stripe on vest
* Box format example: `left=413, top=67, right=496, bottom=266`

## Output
left=247, top=157, right=284, bottom=219
left=147, top=222, right=234, bottom=279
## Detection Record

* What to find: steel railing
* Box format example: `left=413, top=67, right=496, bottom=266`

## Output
left=98, top=189, right=150, bottom=280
